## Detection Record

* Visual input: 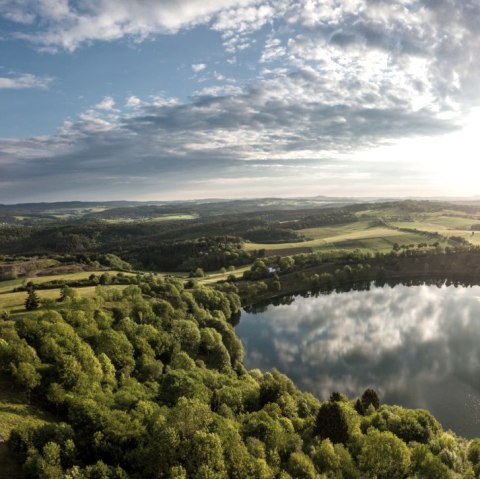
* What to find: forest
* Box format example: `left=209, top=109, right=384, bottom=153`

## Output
left=1, top=276, right=479, bottom=478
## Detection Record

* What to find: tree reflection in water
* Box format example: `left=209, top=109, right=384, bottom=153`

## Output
left=237, top=282, right=480, bottom=438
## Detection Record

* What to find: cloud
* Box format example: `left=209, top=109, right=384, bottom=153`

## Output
left=1, top=0, right=479, bottom=109
left=0, top=72, right=53, bottom=89
left=191, top=63, right=206, bottom=73
left=0, top=62, right=456, bottom=202
left=126, top=95, right=142, bottom=108
left=3, top=1, right=479, bottom=114
left=238, top=283, right=480, bottom=436
left=0, top=1, right=479, bottom=201
left=1, top=0, right=261, bottom=51
left=95, top=96, right=116, bottom=111
left=259, top=37, right=286, bottom=63
left=282, top=0, right=480, bottom=108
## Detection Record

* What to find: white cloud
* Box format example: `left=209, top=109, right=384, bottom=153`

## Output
left=260, top=37, right=286, bottom=63
left=1, top=0, right=480, bottom=201
left=126, top=95, right=142, bottom=108
left=3, top=0, right=479, bottom=116
left=95, top=96, right=116, bottom=111
left=191, top=63, right=206, bottom=72
left=0, top=64, right=458, bottom=202
left=0, top=73, right=53, bottom=89
left=2, top=0, right=261, bottom=51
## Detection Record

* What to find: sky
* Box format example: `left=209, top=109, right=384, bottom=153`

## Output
left=0, top=0, right=479, bottom=203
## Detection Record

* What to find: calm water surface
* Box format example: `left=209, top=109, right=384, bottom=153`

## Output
left=236, top=283, right=480, bottom=438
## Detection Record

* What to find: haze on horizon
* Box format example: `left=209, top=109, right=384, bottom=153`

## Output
left=0, top=0, right=479, bottom=203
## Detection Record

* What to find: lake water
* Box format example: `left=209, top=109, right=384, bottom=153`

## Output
left=236, top=283, right=480, bottom=438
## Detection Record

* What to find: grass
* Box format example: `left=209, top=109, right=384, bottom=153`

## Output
left=0, top=279, right=23, bottom=293
left=397, top=214, right=478, bottom=230
left=243, top=207, right=480, bottom=257
left=244, top=222, right=435, bottom=255
left=299, top=220, right=376, bottom=239
left=0, top=270, right=134, bottom=294
left=0, top=375, right=54, bottom=439
left=0, top=372, right=56, bottom=478
left=425, top=215, right=477, bottom=229
left=0, top=285, right=126, bottom=316
left=198, top=265, right=251, bottom=284
left=312, top=234, right=449, bottom=253
left=104, top=214, right=197, bottom=224
left=390, top=211, right=480, bottom=246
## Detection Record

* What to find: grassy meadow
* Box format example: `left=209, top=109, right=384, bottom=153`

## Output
left=103, top=214, right=197, bottom=224
left=0, top=285, right=127, bottom=316
left=243, top=207, right=479, bottom=256
left=0, top=373, right=55, bottom=478
left=0, top=270, right=135, bottom=294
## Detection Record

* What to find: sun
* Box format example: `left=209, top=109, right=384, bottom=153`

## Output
left=427, top=109, right=480, bottom=196
left=350, top=108, right=480, bottom=197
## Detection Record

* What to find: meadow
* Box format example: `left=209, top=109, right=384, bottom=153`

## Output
left=0, top=285, right=127, bottom=316
left=244, top=218, right=451, bottom=255
left=0, top=374, right=55, bottom=478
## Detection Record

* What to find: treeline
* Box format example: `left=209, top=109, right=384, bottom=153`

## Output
left=241, top=226, right=305, bottom=243
left=235, top=245, right=480, bottom=303
left=126, top=237, right=252, bottom=271
left=12, top=272, right=137, bottom=293
left=0, top=277, right=479, bottom=478
left=0, top=223, right=254, bottom=272
left=279, top=212, right=358, bottom=230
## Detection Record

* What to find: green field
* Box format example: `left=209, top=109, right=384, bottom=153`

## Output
left=0, top=285, right=126, bottom=316
left=0, top=270, right=134, bottom=294
left=390, top=212, right=480, bottom=246
left=392, top=215, right=477, bottom=230
left=198, top=265, right=251, bottom=284
left=0, top=375, right=54, bottom=439
left=104, top=214, right=197, bottom=224
left=0, top=373, right=55, bottom=478
left=244, top=221, right=441, bottom=255
left=241, top=206, right=480, bottom=256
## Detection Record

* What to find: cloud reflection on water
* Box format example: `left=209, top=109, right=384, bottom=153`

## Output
left=236, top=284, right=480, bottom=437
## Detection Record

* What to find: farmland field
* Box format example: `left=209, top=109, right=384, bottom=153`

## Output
left=0, top=285, right=127, bottom=316
left=104, top=214, right=197, bottom=223
left=0, top=373, right=55, bottom=479
left=240, top=206, right=480, bottom=256
left=0, top=270, right=135, bottom=294
left=244, top=221, right=445, bottom=255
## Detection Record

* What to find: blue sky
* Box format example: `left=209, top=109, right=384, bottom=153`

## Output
left=0, top=0, right=479, bottom=203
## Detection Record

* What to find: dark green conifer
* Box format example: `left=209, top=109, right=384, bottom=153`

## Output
left=25, top=288, right=39, bottom=311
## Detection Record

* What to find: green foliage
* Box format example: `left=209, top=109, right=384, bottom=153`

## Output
left=286, top=451, right=317, bottom=478
left=190, top=267, right=205, bottom=278
left=357, top=428, right=411, bottom=479
left=361, top=389, right=380, bottom=411
left=362, top=405, right=441, bottom=444
left=315, top=400, right=359, bottom=444
left=103, top=254, right=132, bottom=271
left=25, top=288, right=40, bottom=310
left=59, top=285, right=79, bottom=302
left=0, top=275, right=478, bottom=478
left=411, top=443, right=451, bottom=479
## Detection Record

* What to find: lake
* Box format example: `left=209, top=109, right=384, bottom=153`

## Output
left=236, top=283, right=480, bottom=438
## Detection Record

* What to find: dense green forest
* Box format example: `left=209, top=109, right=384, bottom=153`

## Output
left=1, top=277, right=479, bottom=478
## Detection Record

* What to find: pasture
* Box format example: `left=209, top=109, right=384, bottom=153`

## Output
left=0, top=372, right=55, bottom=479
left=244, top=221, right=444, bottom=255
left=0, top=285, right=127, bottom=316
